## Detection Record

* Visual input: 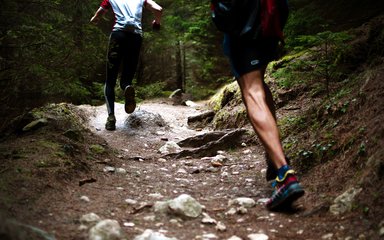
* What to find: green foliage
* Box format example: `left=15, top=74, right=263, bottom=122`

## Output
left=0, top=0, right=107, bottom=126
left=135, top=82, right=168, bottom=101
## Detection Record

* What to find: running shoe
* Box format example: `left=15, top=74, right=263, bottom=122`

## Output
left=124, top=85, right=136, bottom=114
left=266, top=169, right=305, bottom=210
left=105, top=115, right=116, bottom=131
left=265, top=154, right=290, bottom=181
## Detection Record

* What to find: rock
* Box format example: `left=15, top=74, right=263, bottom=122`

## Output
left=125, top=110, right=167, bottom=130
left=247, top=233, right=269, bottom=240
left=201, top=233, right=218, bottom=239
left=22, top=118, right=48, bottom=132
left=154, top=201, right=170, bottom=215
left=201, top=213, right=217, bottom=224
left=256, top=198, right=269, bottom=205
left=115, top=168, right=127, bottom=174
left=168, top=194, right=203, bottom=218
left=237, top=206, right=248, bottom=214
left=176, top=168, right=187, bottom=174
left=184, top=100, right=198, bottom=108
left=143, top=215, right=156, bottom=222
left=63, top=129, right=83, bottom=142
left=103, top=166, right=116, bottom=173
left=187, top=111, right=215, bottom=128
left=228, top=197, right=256, bottom=208
left=225, top=208, right=237, bottom=215
left=124, top=198, right=137, bottom=205
left=90, top=144, right=105, bottom=154
left=123, top=222, right=135, bottom=227
left=159, top=141, right=182, bottom=154
left=380, top=220, right=384, bottom=236
left=80, top=196, right=90, bottom=202
left=321, top=233, right=333, bottom=239
left=148, top=193, right=164, bottom=199
left=228, top=236, right=242, bottom=240
left=133, top=229, right=177, bottom=240
left=215, top=221, right=227, bottom=231
left=80, top=213, right=101, bottom=226
left=89, top=219, right=123, bottom=240
left=330, top=187, right=362, bottom=215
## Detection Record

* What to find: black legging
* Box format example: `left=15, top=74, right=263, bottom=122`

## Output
left=105, top=31, right=142, bottom=115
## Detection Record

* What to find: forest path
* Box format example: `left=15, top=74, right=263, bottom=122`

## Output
left=72, top=100, right=325, bottom=240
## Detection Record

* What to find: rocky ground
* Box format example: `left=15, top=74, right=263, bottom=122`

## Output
left=1, top=92, right=383, bottom=239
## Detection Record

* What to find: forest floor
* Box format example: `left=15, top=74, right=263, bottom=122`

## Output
left=1, top=87, right=383, bottom=240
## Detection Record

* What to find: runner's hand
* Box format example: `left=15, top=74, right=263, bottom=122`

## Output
left=152, top=20, right=161, bottom=31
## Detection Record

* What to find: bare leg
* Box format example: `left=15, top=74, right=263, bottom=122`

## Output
left=237, top=68, right=286, bottom=169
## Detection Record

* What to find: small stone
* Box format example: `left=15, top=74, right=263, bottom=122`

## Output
left=115, top=168, right=127, bottom=174
left=256, top=198, right=269, bottom=205
left=228, top=236, right=242, bottom=240
left=330, top=187, right=362, bottom=215
left=177, top=168, right=188, bottom=174
left=228, top=197, right=256, bottom=208
left=202, top=233, right=218, bottom=239
left=215, top=221, right=226, bottom=231
left=123, top=222, right=135, bottom=227
left=80, top=213, right=101, bottom=225
left=247, top=233, right=269, bottom=240
left=237, top=206, right=248, bottom=214
left=154, top=201, right=170, bottom=215
left=89, top=219, right=123, bottom=240
left=78, top=224, right=88, bottom=231
left=201, top=213, right=217, bottom=224
left=149, top=193, right=164, bottom=199
left=321, top=233, right=333, bottom=239
left=225, top=208, right=237, bottom=215
left=143, top=215, right=156, bottom=222
left=380, top=227, right=384, bottom=237
left=158, top=158, right=167, bottom=162
left=243, top=149, right=252, bottom=154
left=221, top=172, right=229, bottom=177
left=133, top=229, right=177, bottom=240
left=125, top=198, right=137, bottom=205
left=103, top=166, right=116, bottom=173
left=80, top=196, right=90, bottom=202
left=168, top=194, right=202, bottom=218
left=297, top=230, right=304, bottom=235
left=159, top=141, right=182, bottom=154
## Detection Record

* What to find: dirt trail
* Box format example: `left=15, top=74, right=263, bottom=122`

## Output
left=68, top=100, right=317, bottom=240
left=1, top=99, right=370, bottom=240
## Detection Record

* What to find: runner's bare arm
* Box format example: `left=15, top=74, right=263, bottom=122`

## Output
left=90, top=7, right=106, bottom=23
left=146, top=0, right=163, bottom=24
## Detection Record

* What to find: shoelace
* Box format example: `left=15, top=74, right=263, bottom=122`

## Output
left=271, top=169, right=296, bottom=189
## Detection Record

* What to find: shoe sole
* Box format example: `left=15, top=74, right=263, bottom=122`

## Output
left=266, top=183, right=305, bottom=211
left=124, top=86, right=136, bottom=114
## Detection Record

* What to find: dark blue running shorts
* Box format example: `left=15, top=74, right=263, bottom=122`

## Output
left=223, top=34, right=279, bottom=78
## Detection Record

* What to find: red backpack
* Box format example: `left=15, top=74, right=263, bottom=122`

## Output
left=211, top=0, right=289, bottom=41
left=261, top=0, right=289, bottom=41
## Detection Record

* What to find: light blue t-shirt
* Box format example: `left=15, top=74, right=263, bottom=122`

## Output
left=101, top=0, right=146, bottom=35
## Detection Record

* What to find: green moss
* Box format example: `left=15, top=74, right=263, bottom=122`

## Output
left=89, top=144, right=105, bottom=154
left=209, top=81, right=241, bottom=112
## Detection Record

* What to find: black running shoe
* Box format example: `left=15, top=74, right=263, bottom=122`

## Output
left=105, top=115, right=116, bottom=131
left=266, top=170, right=305, bottom=211
left=124, top=85, right=136, bottom=114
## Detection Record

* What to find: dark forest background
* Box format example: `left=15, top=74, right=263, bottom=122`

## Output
left=1, top=0, right=383, bottom=132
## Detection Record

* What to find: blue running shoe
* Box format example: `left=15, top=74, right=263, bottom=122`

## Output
left=266, top=169, right=305, bottom=210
